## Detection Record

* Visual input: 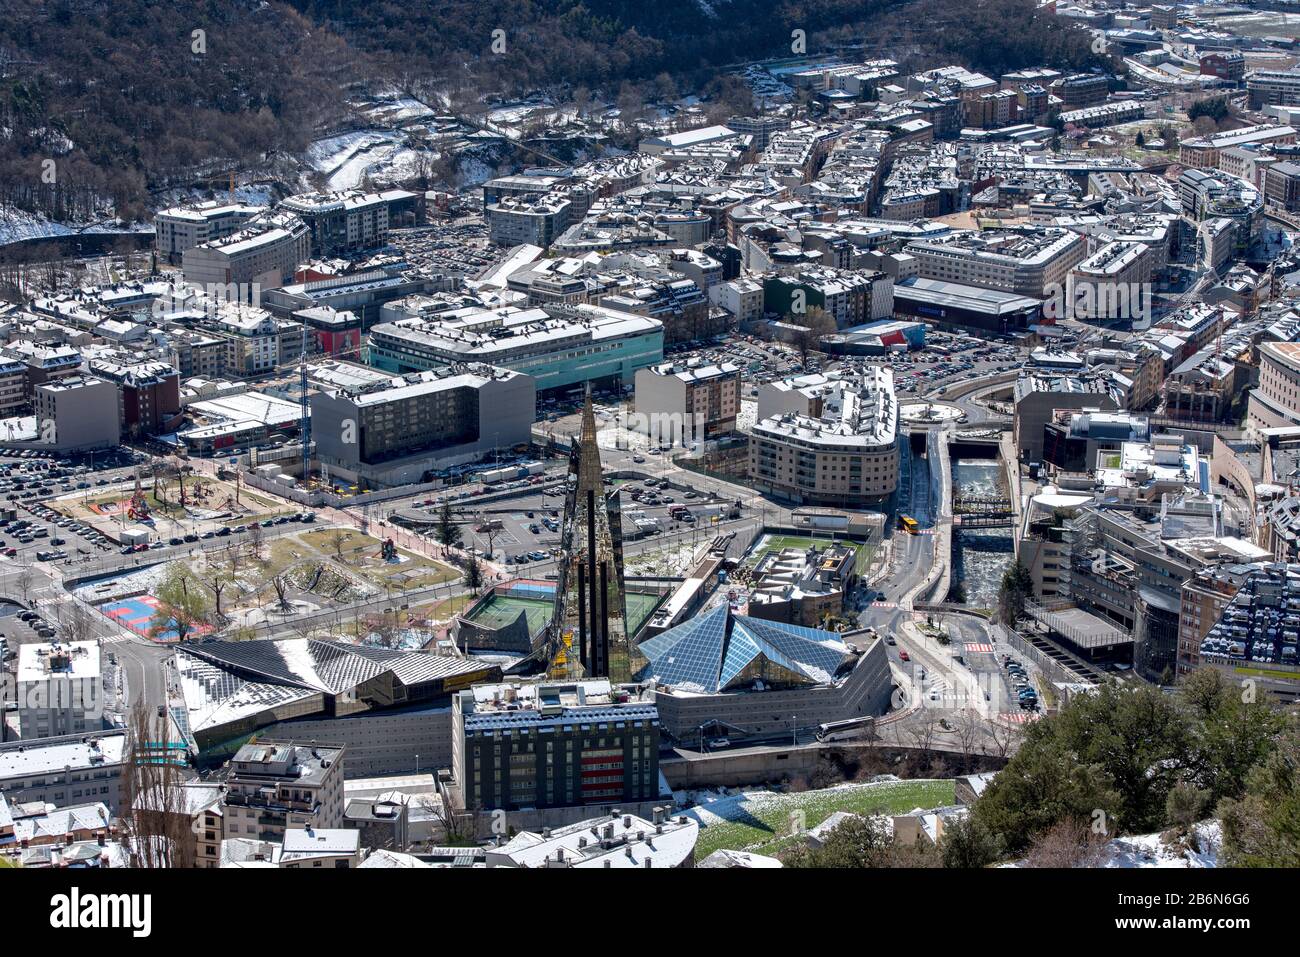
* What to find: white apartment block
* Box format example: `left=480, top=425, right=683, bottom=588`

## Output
left=749, top=367, right=899, bottom=505
left=905, top=228, right=1088, bottom=299
left=16, top=641, right=102, bottom=740
left=154, top=200, right=263, bottom=264
left=709, top=278, right=765, bottom=325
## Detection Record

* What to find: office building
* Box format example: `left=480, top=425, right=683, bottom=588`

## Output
left=16, top=641, right=102, bottom=740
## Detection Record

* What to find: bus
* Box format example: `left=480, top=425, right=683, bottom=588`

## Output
left=816, top=717, right=876, bottom=742
left=900, top=515, right=919, bottom=534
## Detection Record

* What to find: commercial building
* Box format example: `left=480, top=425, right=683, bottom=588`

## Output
left=905, top=228, right=1088, bottom=299
left=311, top=363, right=536, bottom=487
left=173, top=638, right=501, bottom=774
left=763, top=269, right=894, bottom=327
left=366, top=304, right=664, bottom=394
left=633, top=361, right=742, bottom=439
left=223, top=741, right=346, bottom=842
left=891, top=276, right=1041, bottom=333
left=1014, top=371, right=1119, bottom=464
left=638, top=604, right=894, bottom=741
left=451, top=679, right=660, bottom=813
left=749, top=367, right=899, bottom=505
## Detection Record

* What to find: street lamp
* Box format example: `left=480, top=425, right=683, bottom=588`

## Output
left=792, top=714, right=798, bottom=746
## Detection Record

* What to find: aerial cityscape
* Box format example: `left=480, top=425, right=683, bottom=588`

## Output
left=0, top=0, right=1296, bottom=903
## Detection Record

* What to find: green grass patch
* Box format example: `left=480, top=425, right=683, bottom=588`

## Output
left=688, top=778, right=956, bottom=859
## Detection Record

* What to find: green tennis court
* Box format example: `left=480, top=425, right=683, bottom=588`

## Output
left=466, top=594, right=554, bottom=637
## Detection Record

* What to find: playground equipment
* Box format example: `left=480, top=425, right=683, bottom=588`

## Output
left=127, top=470, right=151, bottom=522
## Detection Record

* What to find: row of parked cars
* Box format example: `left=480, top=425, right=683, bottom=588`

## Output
left=28, top=503, right=116, bottom=553
left=1004, top=656, right=1039, bottom=711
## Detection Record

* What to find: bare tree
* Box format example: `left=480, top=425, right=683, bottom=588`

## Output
left=121, top=701, right=198, bottom=868
left=1023, top=818, right=1110, bottom=868
left=16, top=567, right=34, bottom=604
left=247, top=522, right=265, bottom=561
left=270, top=575, right=291, bottom=612
left=905, top=708, right=945, bottom=771
left=987, top=717, right=1025, bottom=759
left=954, top=710, right=983, bottom=772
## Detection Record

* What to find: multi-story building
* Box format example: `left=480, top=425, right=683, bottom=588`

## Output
left=1068, top=241, right=1153, bottom=321
left=451, top=680, right=661, bottom=813
left=222, top=741, right=346, bottom=843
left=1265, top=161, right=1300, bottom=212
left=310, top=363, right=536, bottom=487
left=1195, top=563, right=1300, bottom=702
left=0, top=357, right=27, bottom=414
left=87, top=358, right=182, bottom=438
left=1176, top=563, right=1253, bottom=679
left=366, top=304, right=663, bottom=394
left=762, top=269, right=893, bottom=327
left=486, top=194, right=574, bottom=247
left=1178, top=124, right=1296, bottom=169
left=1014, top=371, right=1119, bottom=464
left=749, top=367, right=898, bottom=505
left=633, top=361, right=742, bottom=440
left=0, top=732, right=127, bottom=813
left=1247, top=69, right=1300, bottom=110
left=277, top=189, right=420, bottom=256
left=1053, top=73, right=1109, bottom=109
left=905, top=228, right=1089, bottom=299
left=1248, top=340, right=1300, bottom=431
left=33, top=375, right=120, bottom=451
left=708, top=277, right=765, bottom=325
left=1200, top=51, right=1246, bottom=83
left=16, top=641, right=101, bottom=740
left=181, top=211, right=312, bottom=292
left=154, top=200, right=262, bottom=264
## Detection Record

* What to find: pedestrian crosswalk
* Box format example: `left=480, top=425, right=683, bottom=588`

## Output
left=871, top=600, right=898, bottom=608
left=999, top=711, right=1041, bottom=724
left=963, top=642, right=994, bottom=654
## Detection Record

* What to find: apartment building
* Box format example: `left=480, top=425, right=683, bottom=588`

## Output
left=0, top=733, right=128, bottom=813
left=16, top=641, right=101, bottom=740
left=1068, top=241, right=1154, bottom=321
left=1265, top=161, right=1300, bottom=212
left=87, top=358, right=182, bottom=437
left=708, top=277, right=765, bottom=325
left=1247, top=340, right=1300, bottom=430
left=222, top=742, right=346, bottom=844
left=33, top=375, right=121, bottom=451
left=634, top=361, right=742, bottom=439
left=486, top=194, right=573, bottom=247
left=1247, top=69, right=1300, bottom=110
left=154, top=200, right=262, bottom=264
left=278, top=189, right=420, bottom=256
left=749, top=367, right=899, bottom=505
left=1178, top=124, right=1296, bottom=169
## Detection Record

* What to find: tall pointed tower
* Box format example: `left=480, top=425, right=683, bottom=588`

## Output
left=546, top=387, right=638, bottom=682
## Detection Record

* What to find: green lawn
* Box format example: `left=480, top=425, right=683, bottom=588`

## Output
left=687, top=778, right=956, bottom=859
